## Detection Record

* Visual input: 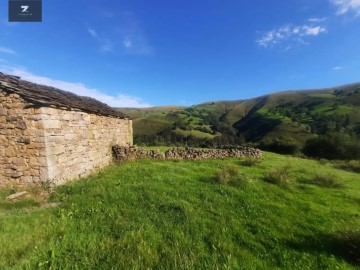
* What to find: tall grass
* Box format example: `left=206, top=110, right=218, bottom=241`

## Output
left=264, top=164, right=292, bottom=187
left=310, top=173, right=343, bottom=188
left=214, top=164, right=247, bottom=186
left=334, top=160, right=360, bottom=173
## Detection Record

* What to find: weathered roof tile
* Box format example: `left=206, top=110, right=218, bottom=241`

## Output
left=0, top=72, right=130, bottom=119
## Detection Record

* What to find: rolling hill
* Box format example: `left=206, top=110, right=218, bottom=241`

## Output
left=118, top=82, right=360, bottom=150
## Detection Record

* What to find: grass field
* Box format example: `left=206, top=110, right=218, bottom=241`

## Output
left=0, top=152, right=359, bottom=269
left=173, top=128, right=219, bottom=139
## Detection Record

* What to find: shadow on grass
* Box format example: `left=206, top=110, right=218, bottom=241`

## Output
left=286, top=231, right=360, bottom=265
left=157, top=203, right=187, bottom=224
left=0, top=198, right=40, bottom=211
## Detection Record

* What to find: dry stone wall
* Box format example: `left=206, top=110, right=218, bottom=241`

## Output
left=112, top=145, right=262, bottom=162
left=0, top=91, right=47, bottom=186
left=0, top=90, right=133, bottom=186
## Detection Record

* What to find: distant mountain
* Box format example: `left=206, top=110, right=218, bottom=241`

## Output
left=117, top=82, right=360, bottom=150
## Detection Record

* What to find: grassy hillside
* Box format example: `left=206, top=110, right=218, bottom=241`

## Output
left=0, top=153, right=359, bottom=269
left=118, top=83, right=360, bottom=150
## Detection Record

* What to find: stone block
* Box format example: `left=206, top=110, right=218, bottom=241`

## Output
left=28, top=129, right=43, bottom=136
left=32, top=136, right=46, bottom=143
left=57, top=154, right=70, bottom=164
left=48, top=165, right=64, bottom=178
left=0, top=108, right=7, bottom=116
left=47, top=145, right=65, bottom=155
left=0, top=157, right=12, bottom=164
left=64, top=133, right=78, bottom=141
left=17, top=137, right=31, bottom=144
left=39, top=170, right=48, bottom=181
left=34, top=108, right=43, bottom=114
left=41, top=108, right=58, bottom=115
left=32, top=177, right=41, bottom=183
left=7, top=106, right=22, bottom=114
left=22, top=176, right=33, bottom=183
left=47, top=135, right=65, bottom=143
left=44, top=120, right=61, bottom=129
left=34, top=122, right=44, bottom=129
left=13, top=157, right=27, bottom=166
left=61, top=114, right=73, bottom=121
left=5, top=146, right=16, bottom=157
left=15, top=119, right=27, bottom=130
left=11, top=171, right=23, bottom=178
left=23, top=170, right=31, bottom=176
left=31, top=169, right=40, bottom=176
left=27, top=114, right=42, bottom=121
left=0, top=135, right=8, bottom=144
left=47, top=155, right=58, bottom=167
left=0, top=123, right=14, bottom=129
left=6, top=191, right=29, bottom=200
left=6, top=115, right=19, bottom=122
left=27, top=143, right=45, bottom=149
left=76, top=146, right=85, bottom=153
left=4, top=163, right=17, bottom=170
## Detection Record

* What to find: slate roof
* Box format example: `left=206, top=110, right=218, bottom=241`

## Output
left=0, top=72, right=130, bottom=119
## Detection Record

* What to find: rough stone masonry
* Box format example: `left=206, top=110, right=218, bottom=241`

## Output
left=0, top=73, right=132, bottom=186
left=112, top=145, right=262, bottom=162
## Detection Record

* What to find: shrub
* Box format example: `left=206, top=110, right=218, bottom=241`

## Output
left=264, top=164, right=292, bottom=187
left=334, top=160, right=360, bottom=173
left=303, top=134, right=360, bottom=160
left=259, top=137, right=300, bottom=155
left=241, top=156, right=261, bottom=166
left=214, top=164, right=239, bottom=184
left=310, top=173, right=343, bottom=188
left=214, top=165, right=247, bottom=186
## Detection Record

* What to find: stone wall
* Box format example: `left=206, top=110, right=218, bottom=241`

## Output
left=112, top=145, right=262, bottom=162
left=0, top=91, right=47, bottom=186
left=41, top=107, right=132, bottom=185
left=0, top=90, right=133, bottom=186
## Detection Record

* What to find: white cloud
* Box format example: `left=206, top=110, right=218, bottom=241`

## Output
left=333, top=66, right=344, bottom=70
left=87, top=27, right=114, bottom=52
left=303, top=26, right=327, bottom=36
left=330, top=0, right=360, bottom=16
left=1, top=66, right=150, bottom=108
left=308, top=17, right=328, bottom=22
left=0, top=47, right=16, bottom=55
left=257, top=24, right=327, bottom=48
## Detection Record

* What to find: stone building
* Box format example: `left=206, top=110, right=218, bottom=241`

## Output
left=0, top=72, right=133, bottom=186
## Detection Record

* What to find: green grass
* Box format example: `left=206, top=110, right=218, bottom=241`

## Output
left=312, top=105, right=355, bottom=115
left=173, top=128, right=218, bottom=139
left=308, top=93, right=336, bottom=99
left=0, top=152, right=359, bottom=269
left=133, top=118, right=171, bottom=135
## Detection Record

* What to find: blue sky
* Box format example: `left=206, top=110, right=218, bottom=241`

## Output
left=0, top=0, right=360, bottom=107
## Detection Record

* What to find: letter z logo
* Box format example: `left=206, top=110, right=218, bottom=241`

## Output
left=21, top=5, right=29, bottom=12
